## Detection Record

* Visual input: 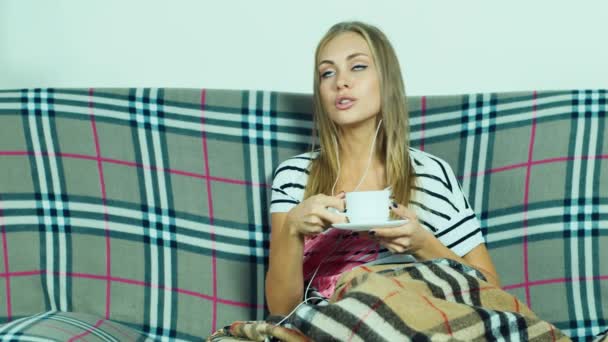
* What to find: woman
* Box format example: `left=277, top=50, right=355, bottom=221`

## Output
left=266, top=21, right=500, bottom=316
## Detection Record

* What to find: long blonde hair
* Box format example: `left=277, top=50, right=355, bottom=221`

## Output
left=304, top=21, right=416, bottom=207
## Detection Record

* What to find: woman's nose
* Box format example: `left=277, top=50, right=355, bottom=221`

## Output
left=336, top=74, right=351, bottom=89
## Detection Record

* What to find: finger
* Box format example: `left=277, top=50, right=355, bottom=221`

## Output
left=375, top=235, right=410, bottom=247
left=317, top=194, right=346, bottom=213
left=369, top=226, right=410, bottom=238
left=383, top=242, right=406, bottom=254
left=303, top=227, right=324, bottom=236
left=314, top=206, right=348, bottom=224
left=390, top=202, right=417, bottom=220
left=309, top=225, right=325, bottom=235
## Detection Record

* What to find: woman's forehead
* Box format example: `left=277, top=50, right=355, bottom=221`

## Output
left=318, top=32, right=371, bottom=63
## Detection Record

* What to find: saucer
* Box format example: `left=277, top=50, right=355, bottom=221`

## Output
left=332, top=219, right=409, bottom=231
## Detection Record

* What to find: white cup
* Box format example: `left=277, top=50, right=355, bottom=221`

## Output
left=343, top=190, right=390, bottom=223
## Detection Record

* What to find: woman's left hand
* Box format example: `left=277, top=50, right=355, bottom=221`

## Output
left=369, top=202, right=435, bottom=256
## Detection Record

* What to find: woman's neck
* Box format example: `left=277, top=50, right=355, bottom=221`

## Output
left=337, top=119, right=381, bottom=168
left=334, top=119, right=386, bottom=191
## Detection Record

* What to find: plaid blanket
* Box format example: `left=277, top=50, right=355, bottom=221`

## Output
left=209, top=259, right=574, bottom=341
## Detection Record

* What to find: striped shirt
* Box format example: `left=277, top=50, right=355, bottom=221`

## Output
left=269, top=147, right=485, bottom=297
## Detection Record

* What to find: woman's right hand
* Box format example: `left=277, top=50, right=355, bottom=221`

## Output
left=285, top=192, right=348, bottom=237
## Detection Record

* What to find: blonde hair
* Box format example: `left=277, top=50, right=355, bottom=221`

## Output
left=304, top=21, right=416, bottom=208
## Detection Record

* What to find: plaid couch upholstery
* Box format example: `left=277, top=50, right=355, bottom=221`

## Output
left=0, top=88, right=605, bottom=341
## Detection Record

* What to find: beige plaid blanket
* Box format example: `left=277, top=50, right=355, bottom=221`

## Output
left=209, top=259, right=573, bottom=341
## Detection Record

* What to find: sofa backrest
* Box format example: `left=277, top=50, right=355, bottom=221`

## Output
left=0, top=88, right=606, bottom=340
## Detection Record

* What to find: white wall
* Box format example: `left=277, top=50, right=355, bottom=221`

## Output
left=1, top=0, right=607, bottom=95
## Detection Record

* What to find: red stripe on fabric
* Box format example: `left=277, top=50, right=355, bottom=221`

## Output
left=60, top=271, right=264, bottom=308
left=0, top=197, right=12, bottom=321
left=421, top=295, right=453, bottom=336
left=391, top=278, right=404, bottom=289
left=38, top=323, right=89, bottom=342
left=502, top=275, right=608, bottom=290
left=420, top=96, right=427, bottom=151
left=98, top=319, right=138, bottom=340
left=461, top=154, right=608, bottom=179
left=348, top=290, right=399, bottom=341
left=0, top=270, right=43, bottom=277
left=0, top=151, right=270, bottom=188
left=336, top=283, right=350, bottom=301
left=0, top=151, right=29, bottom=156
left=461, top=162, right=529, bottom=178
left=458, top=154, right=608, bottom=179
left=68, top=318, right=104, bottom=342
left=89, top=88, right=112, bottom=320
left=200, top=89, right=218, bottom=331
left=174, top=287, right=264, bottom=308
left=522, top=91, right=537, bottom=307
left=360, top=266, right=372, bottom=273
left=3, top=151, right=608, bottom=187
left=549, top=322, right=556, bottom=342
left=16, top=267, right=605, bottom=300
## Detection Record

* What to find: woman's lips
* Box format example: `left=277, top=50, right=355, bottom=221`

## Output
left=335, top=97, right=356, bottom=110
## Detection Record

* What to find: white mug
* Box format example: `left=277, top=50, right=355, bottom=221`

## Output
left=331, top=189, right=390, bottom=223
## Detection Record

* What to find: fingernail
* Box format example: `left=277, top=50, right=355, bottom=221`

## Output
left=391, top=201, right=398, bottom=208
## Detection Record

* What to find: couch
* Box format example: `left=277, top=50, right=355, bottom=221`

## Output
left=0, top=88, right=606, bottom=341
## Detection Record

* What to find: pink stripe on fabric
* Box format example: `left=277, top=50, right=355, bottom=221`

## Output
left=4, top=149, right=607, bottom=188
left=99, top=319, right=139, bottom=341
left=57, top=271, right=265, bottom=308
left=200, top=89, right=218, bottom=331
left=420, top=96, right=427, bottom=151
left=89, top=88, right=112, bottom=320
left=38, top=323, right=89, bottom=342
left=0, top=270, right=43, bottom=277
left=461, top=154, right=608, bottom=180
left=0, top=197, right=12, bottom=321
left=68, top=318, right=104, bottom=342
left=0, top=151, right=29, bottom=156
left=2, top=268, right=607, bottom=310
left=0, top=151, right=270, bottom=188
left=522, top=91, right=538, bottom=307
left=175, top=287, right=265, bottom=309
left=502, top=275, right=608, bottom=290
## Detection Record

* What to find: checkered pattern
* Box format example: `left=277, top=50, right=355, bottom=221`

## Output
left=0, top=88, right=606, bottom=341
left=292, top=259, right=569, bottom=341
left=0, top=311, right=149, bottom=341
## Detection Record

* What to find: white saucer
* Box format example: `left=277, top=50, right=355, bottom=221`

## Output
left=332, top=219, right=409, bottom=231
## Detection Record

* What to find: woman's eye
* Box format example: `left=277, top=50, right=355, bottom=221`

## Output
left=352, top=64, right=367, bottom=71
left=321, top=70, right=335, bottom=78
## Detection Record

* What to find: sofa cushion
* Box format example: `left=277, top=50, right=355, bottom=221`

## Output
left=0, top=311, right=151, bottom=341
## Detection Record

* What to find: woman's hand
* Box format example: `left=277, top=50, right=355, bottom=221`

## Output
left=285, top=192, right=348, bottom=237
left=369, top=202, right=435, bottom=256
left=370, top=202, right=501, bottom=287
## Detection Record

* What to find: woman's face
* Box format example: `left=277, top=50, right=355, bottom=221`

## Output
left=317, top=32, right=381, bottom=129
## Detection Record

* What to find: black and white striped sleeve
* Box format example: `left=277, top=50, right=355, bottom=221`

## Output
left=432, top=159, right=485, bottom=257
left=269, top=155, right=311, bottom=213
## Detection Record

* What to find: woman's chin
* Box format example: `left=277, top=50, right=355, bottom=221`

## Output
left=330, top=115, right=378, bottom=129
